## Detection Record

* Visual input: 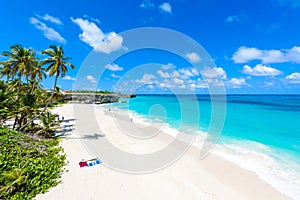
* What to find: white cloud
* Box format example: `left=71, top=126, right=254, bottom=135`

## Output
left=159, top=80, right=173, bottom=88
left=242, top=64, right=282, bottom=76
left=232, top=46, right=263, bottom=63
left=105, top=63, right=123, bottom=71
left=201, top=67, right=227, bottom=79
left=159, top=2, right=172, bottom=14
left=229, top=77, right=248, bottom=88
left=173, top=78, right=184, bottom=85
left=83, top=14, right=101, bottom=24
left=161, top=63, right=176, bottom=70
left=190, top=78, right=208, bottom=89
left=264, top=81, right=275, bottom=86
left=157, top=70, right=179, bottom=78
left=63, top=75, right=76, bottom=81
left=157, top=70, right=171, bottom=78
left=262, top=49, right=286, bottom=63
left=95, top=32, right=123, bottom=53
left=232, top=46, right=300, bottom=64
left=86, top=75, right=96, bottom=83
left=136, top=74, right=156, bottom=84
left=225, top=15, right=240, bottom=23
left=179, top=68, right=199, bottom=77
left=286, top=72, right=300, bottom=83
left=171, top=70, right=180, bottom=77
left=190, top=68, right=199, bottom=76
left=225, top=14, right=246, bottom=23
left=29, top=17, right=66, bottom=43
left=111, top=73, right=121, bottom=78
left=71, top=17, right=123, bottom=54
left=140, top=0, right=155, bottom=8
left=185, top=52, right=201, bottom=63
left=205, top=78, right=225, bottom=87
left=286, top=46, right=300, bottom=63
left=39, top=14, right=62, bottom=25
left=275, top=0, right=300, bottom=8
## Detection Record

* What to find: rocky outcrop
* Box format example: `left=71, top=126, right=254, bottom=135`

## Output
left=61, top=93, right=135, bottom=104
left=119, top=94, right=136, bottom=98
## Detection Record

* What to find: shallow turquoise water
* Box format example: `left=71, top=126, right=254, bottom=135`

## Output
left=117, top=95, right=300, bottom=158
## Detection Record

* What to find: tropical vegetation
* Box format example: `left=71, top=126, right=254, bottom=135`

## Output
left=0, top=44, right=75, bottom=199
left=0, top=127, right=66, bottom=199
left=0, top=44, right=75, bottom=134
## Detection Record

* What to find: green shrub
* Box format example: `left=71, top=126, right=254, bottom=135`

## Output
left=0, top=127, right=66, bottom=199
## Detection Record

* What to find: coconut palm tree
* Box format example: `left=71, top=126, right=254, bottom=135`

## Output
left=19, top=45, right=75, bottom=131
left=30, top=60, right=46, bottom=94
left=0, top=168, right=28, bottom=195
left=1, top=44, right=35, bottom=96
left=0, top=64, right=13, bottom=82
left=41, top=45, right=75, bottom=101
left=37, top=111, right=60, bottom=137
left=1, top=45, right=35, bottom=82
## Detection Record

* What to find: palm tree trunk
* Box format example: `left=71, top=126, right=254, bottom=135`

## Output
left=18, top=113, right=25, bottom=129
left=13, top=116, right=18, bottom=130
left=50, top=75, right=58, bottom=101
left=31, top=84, right=35, bottom=94
left=31, top=80, right=36, bottom=94
left=26, top=75, right=29, bottom=90
left=17, top=73, right=21, bottom=102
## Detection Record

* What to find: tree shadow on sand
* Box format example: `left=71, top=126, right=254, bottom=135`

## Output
left=61, top=133, right=105, bottom=140
left=80, top=133, right=106, bottom=140
left=54, top=118, right=76, bottom=137
left=55, top=118, right=105, bottom=140
left=62, top=118, right=76, bottom=123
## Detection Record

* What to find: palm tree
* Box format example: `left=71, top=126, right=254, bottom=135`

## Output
left=0, top=64, right=13, bottom=82
left=0, top=80, right=10, bottom=125
left=1, top=44, right=35, bottom=83
left=0, top=168, right=28, bottom=195
left=41, top=45, right=75, bottom=101
left=1, top=44, right=35, bottom=97
left=30, top=60, right=46, bottom=94
left=37, top=111, right=60, bottom=137
left=19, top=45, right=75, bottom=131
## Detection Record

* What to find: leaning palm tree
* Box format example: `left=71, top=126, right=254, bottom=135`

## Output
left=41, top=45, right=75, bottom=102
left=19, top=45, right=75, bottom=131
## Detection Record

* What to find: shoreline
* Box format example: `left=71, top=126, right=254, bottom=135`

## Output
left=36, top=103, right=291, bottom=200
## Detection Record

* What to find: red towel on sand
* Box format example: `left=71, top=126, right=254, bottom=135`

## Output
left=79, top=161, right=88, bottom=167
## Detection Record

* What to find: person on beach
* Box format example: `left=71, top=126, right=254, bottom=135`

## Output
left=62, top=116, right=64, bottom=121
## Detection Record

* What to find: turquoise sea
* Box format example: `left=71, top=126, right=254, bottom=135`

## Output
left=104, top=94, right=300, bottom=199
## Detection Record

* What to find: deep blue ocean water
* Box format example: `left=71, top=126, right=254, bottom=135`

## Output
left=103, top=94, right=300, bottom=199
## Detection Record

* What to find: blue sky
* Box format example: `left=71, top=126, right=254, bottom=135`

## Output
left=0, top=0, right=300, bottom=94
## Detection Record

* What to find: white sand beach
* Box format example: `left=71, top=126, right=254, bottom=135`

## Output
left=35, top=103, right=291, bottom=200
